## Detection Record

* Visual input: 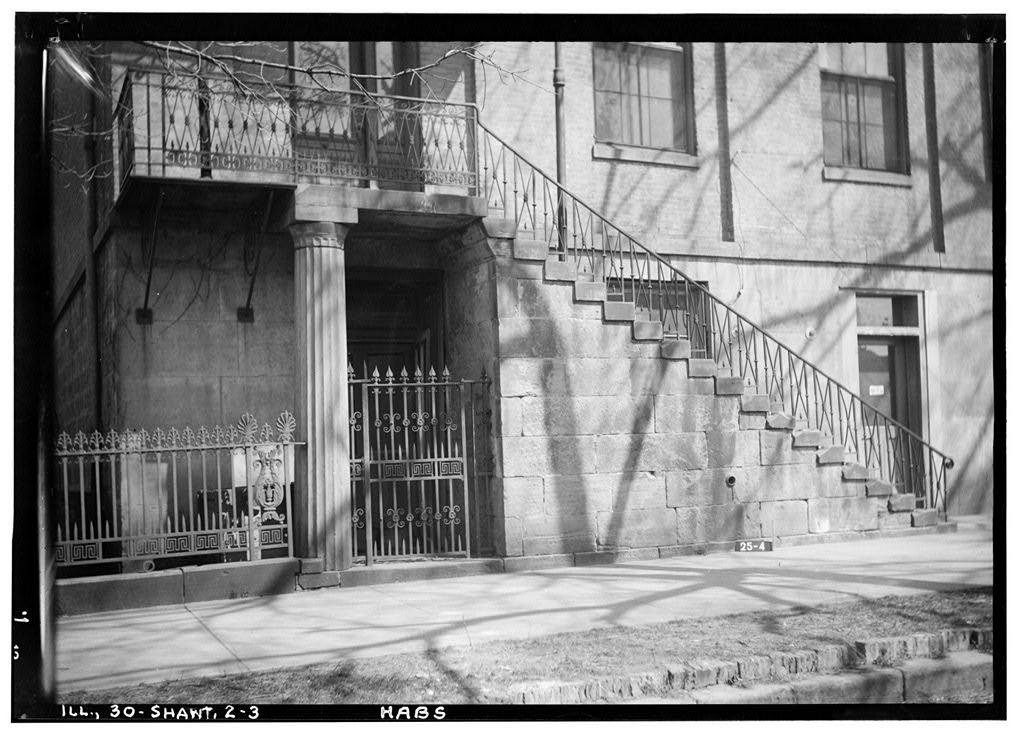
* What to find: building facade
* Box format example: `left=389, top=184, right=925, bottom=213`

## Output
left=46, top=40, right=994, bottom=603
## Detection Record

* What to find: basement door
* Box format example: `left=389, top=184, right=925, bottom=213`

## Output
left=857, top=335, right=925, bottom=500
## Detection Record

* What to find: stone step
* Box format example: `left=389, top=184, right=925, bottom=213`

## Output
left=715, top=375, right=744, bottom=395
left=603, top=300, right=637, bottom=322
left=574, top=280, right=608, bottom=303
left=842, top=463, right=871, bottom=481
left=816, top=445, right=846, bottom=465
left=632, top=319, right=664, bottom=341
left=792, top=429, right=826, bottom=448
left=513, top=238, right=550, bottom=261
left=887, top=494, right=917, bottom=512
left=660, top=339, right=692, bottom=360
left=766, top=412, right=797, bottom=430
left=740, top=394, right=770, bottom=413
left=911, top=508, right=939, bottom=527
left=544, top=259, right=577, bottom=282
left=687, top=359, right=717, bottom=378
left=865, top=478, right=896, bottom=497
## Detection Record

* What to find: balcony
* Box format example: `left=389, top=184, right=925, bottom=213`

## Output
left=115, top=69, right=480, bottom=201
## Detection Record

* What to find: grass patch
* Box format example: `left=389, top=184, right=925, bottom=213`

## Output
left=61, top=587, right=992, bottom=704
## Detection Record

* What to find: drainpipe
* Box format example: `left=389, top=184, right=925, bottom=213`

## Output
left=922, top=43, right=945, bottom=254
left=553, top=42, right=567, bottom=254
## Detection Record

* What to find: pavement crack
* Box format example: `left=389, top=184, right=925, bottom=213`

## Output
left=184, top=605, right=252, bottom=673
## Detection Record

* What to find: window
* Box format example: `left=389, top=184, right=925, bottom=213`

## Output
left=593, top=43, right=694, bottom=153
left=820, top=43, right=908, bottom=173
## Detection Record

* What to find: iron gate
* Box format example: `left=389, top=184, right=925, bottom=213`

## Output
left=348, top=364, right=492, bottom=564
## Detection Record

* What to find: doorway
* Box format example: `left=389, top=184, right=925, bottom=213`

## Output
left=346, top=268, right=444, bottom=379
left=855, top=293, right=925, bottom=499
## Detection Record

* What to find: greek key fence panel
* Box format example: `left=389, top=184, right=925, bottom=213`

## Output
left=349, top=364, right=493, bottom=565
left=52, top=412, right=300, bottom=569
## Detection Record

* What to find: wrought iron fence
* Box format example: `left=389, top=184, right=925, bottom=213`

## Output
left=348, top=364, right=493, bottom=565
left=115, top=69, right=478, bottom=192
left=52, top=412, right=300, bottom=569
left=477, top=120, right=953, bottom=513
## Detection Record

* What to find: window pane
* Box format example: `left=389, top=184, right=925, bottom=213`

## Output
left=593, top=44, right=621, bottom=91
left=622, top=93, right=641, bottom=145
left=823, top=120, right=843, bottom=165
left=646, top=98, right=676, bottom=148
left=857, top=295, right=918, bottom=327
left=622, top=51, right=640, bottom=95
left=864, top=123, right=886, bottom=169
left=845, top=122, right=861, bottom=165
left=882, top=84, right=902, bottom=171
left=641, top=49, right=675, bottom=98
left=821, top=78, right=842, bottom=121
left=844, top=82, right=859, bottom=122
left=375, top=43, right=396, bottom=96
left=864, top=43, right=890, bottom=76
left=594, top=91, right=623, bottom=142
left=862, top=83, right=884, bottom=124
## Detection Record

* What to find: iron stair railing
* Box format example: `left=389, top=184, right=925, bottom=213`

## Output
left=475, top=119, right=954, bottom=514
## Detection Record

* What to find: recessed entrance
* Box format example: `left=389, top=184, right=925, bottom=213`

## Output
left=346, top=268, right=445, bottom=378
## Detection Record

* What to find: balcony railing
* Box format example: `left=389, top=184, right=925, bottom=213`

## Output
left=116, top=69, right=479, bottom=194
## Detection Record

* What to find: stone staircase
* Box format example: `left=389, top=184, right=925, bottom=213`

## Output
left=507, top=232, right=941, bottom=541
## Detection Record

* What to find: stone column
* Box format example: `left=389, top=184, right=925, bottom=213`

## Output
left=290, top=221, right=352, bottom=572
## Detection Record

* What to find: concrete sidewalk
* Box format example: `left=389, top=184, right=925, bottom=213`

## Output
left=56, top=525, right=993, bottom=694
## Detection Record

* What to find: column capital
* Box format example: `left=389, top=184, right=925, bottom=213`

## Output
left=288, top=221, right=352, bottom=251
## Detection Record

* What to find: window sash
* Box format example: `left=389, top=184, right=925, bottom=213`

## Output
left=594, top=42, right=689, bottom=152
left=821, top=71, right=905, bottom=172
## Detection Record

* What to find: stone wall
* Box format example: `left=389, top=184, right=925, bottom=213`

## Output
left=489, top=235, right=913, bottom=557
left=101, top=208, right=295, bottom=431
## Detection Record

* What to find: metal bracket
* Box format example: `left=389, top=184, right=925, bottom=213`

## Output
left=238, top=190, right=274, bottom=323
left=135, top=187, right=164, bottom=324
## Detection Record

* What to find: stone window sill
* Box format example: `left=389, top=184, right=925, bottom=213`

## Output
left=822, top=166, right=912, bottom=187
left=592, top=142, right=698, bottom=169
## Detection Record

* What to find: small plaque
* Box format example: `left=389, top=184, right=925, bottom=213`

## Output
left=735, top=539, right=773, bottom=552
left=869, top=384, right=885, bottom=396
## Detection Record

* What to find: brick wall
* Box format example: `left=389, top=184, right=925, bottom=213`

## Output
left=52, top=284, right=95, bottom=433
left=475, top=42, right=991, bottom=271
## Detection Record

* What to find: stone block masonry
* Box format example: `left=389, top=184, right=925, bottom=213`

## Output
left=489, top=236, right=936, bottom=557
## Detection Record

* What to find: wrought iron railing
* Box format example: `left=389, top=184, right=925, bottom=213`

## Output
left=52, top=412, right=299, bottom=569
left=476, top=120, right=954, bottom=513
left=348, top=364, right=493, bottom=565
left=115, top=69, right=478, bottom=192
